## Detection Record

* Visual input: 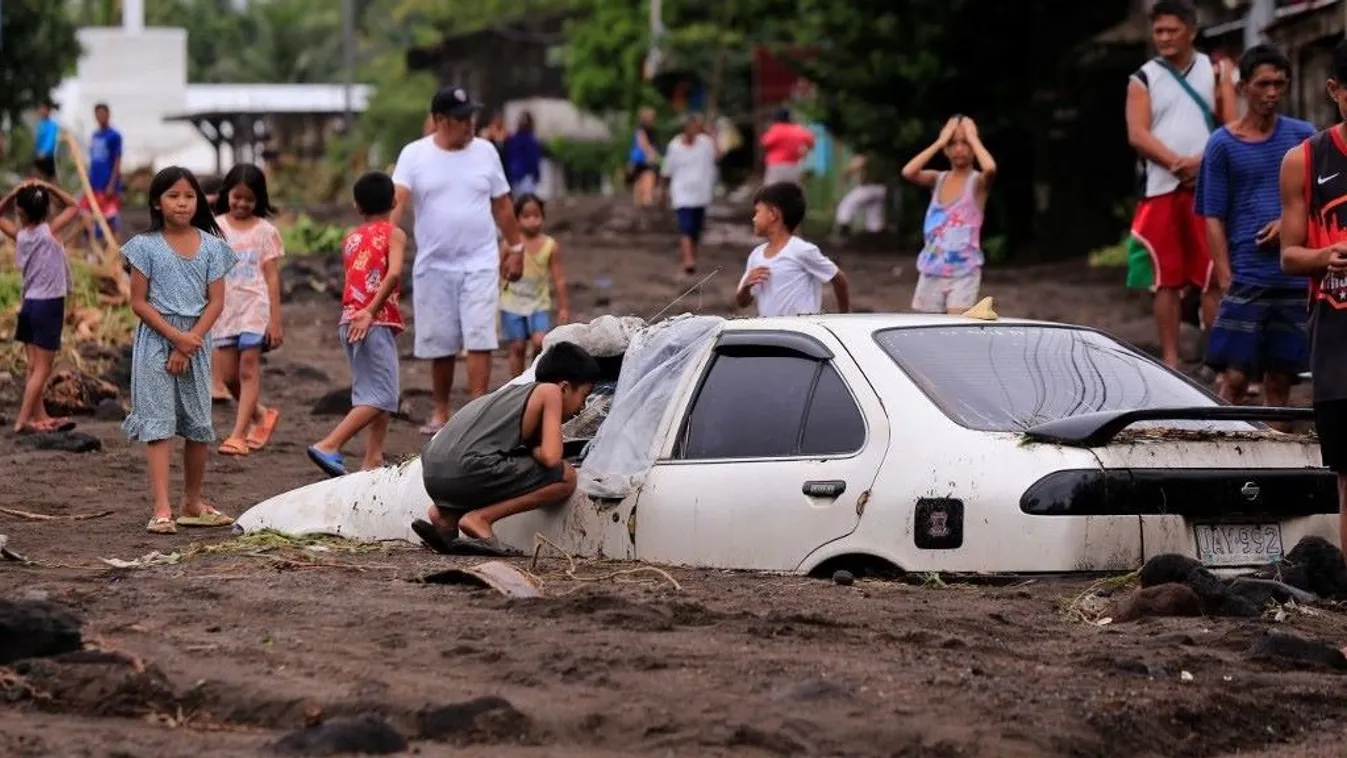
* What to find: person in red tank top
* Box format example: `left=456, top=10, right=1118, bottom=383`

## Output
left=1279, top=38, right=1347, bottom=554
left=307, top=172, right=407, bottom=477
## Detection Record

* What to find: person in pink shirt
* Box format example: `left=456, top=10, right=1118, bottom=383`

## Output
left=760, top=107, right=815, bottom=186
left=212, top=164, right=285, bottom=456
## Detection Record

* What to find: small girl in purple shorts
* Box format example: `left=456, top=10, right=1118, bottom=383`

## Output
left=0, top=180, right=81, bottom=434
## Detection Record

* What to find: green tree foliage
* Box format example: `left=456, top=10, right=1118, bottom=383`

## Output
left=0, top=1, right=81, bottom=121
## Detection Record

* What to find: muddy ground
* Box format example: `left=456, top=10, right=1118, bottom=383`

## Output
left=1, top=198, right=1342, bottom=757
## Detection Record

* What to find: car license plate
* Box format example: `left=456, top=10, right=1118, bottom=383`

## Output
left=1193, top=523, right=1283, bottom=567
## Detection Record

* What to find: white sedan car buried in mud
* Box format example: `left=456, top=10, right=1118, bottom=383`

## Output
left=238, top=313, right=1340, bottom=575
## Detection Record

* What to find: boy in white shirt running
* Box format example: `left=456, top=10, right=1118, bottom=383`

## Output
left=736, top=182, right=850, bottom=317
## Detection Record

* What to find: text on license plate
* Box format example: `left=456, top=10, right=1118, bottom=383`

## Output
left=1193, top=523, right=1283, bottom=567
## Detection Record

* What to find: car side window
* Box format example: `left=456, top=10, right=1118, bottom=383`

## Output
left=677, top=349, right=866, bottom=460
left=801, top=362, right=866, bottom=455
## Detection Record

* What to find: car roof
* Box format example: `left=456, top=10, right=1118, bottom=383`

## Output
left=720, top=312, right=1074, bottom=333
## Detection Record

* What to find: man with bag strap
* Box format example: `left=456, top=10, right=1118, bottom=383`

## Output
left=1125, top=0, right=1235, bottom=368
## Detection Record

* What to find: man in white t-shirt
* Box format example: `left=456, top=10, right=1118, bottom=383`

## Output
left=661, top=113, right=719, bottom=275
left=736, top=182, right=850, bottom=317
left=392, top=86, right=526, bottom=434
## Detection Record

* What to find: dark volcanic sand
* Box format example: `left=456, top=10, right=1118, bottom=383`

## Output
left=1, top=199, right=1340, bottom=756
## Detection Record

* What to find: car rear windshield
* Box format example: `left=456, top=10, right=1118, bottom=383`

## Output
left=873, top=325, right=1237, bottom=433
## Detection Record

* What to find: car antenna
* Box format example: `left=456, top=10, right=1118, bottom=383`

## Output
left=648, top=267, right=722, bottom=323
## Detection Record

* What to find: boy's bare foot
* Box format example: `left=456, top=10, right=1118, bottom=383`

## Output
left=456, top=512, right=493, bottom=540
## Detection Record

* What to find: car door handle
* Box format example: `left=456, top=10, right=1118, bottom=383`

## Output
left=803, top=480, right=846, bottom=498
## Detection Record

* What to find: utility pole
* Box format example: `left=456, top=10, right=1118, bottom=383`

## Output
left=643, top=0, right=664, bottom=82
left=342, top=0, right=355, bottom=132
left=1243, top=0, right=1274, bottom=50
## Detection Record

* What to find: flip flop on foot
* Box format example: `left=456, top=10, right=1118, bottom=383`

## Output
left=307, top=446, right=348, bottom=478
left=42, top=418, right=76, bottom=432
left=419, top=420, right=446, bottom=436
left=176, top=506, right=234, bottom=528
left=245, top=407, right=281, bottom=450
left=146, top=517, right=177, bottom=535
left=411, top=519, right=456, bottom=554
left=448, top=536, right=524, bottom=558
left=218, top=437, right=250, bottom=456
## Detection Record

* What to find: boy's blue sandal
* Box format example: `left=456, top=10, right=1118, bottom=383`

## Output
left=307, top=446, right=348, bottom=478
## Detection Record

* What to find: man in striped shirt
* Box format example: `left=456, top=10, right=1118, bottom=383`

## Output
left=1125, top=0, right=1235, bottom=368
left=1195, top=45, right=1315, bottom=415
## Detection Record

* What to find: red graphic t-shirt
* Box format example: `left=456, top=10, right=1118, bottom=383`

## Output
left=340, top=220, right=405, bottom=332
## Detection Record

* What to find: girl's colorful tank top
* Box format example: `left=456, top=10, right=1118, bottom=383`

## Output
left=916, top=170, right=984, bottom=278
left=500, top=235, right=556, bottom=316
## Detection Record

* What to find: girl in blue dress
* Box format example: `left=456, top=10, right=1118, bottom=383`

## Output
left=122, top=166, right=238, bottom=534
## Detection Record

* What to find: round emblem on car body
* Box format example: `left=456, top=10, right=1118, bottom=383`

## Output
left=1240, top=481, right=1260, bottom=502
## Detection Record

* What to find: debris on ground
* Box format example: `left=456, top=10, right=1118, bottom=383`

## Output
left=416, top=695, right=534, bottom=744
left=1091, top=538, right=1347, bottom=623
left=1257, top=536, right=1347, bottom=600
left=1107, top=583, right=1203, bottom=623
left=45, top=370, right=119, bottom=416
left=0, top=598, right=84, bottom=664
left=270, top=715, right=408, bottom=756
left=421, top=560, right=543, bottom=598
left=1246, top=630, right=1347, bottom=671
left=14, top=430, right=102, bottom=453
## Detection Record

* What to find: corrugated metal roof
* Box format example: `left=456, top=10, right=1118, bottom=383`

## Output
left=169, top=84, right=374, bottom=118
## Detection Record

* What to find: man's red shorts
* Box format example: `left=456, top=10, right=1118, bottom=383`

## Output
left=1130, top=188, right=1211, bottom=291
left=77, top=190, right=121, bottom=219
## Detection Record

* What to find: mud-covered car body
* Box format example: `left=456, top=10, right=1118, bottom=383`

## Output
left=240, top=314, right=1338, bottom=574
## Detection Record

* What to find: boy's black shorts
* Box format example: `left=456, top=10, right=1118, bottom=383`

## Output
left=1314, top=400, right=1347, bottom=473
left=33, top=156, right=55, bottom=179
left=424, top=457, right=566, bottom=513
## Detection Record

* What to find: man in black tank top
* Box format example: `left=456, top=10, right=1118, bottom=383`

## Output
left=1278, top=38, right=1347, bottom=552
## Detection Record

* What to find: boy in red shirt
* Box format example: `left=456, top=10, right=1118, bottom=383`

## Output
left=308, top=172, right=407, bottom=477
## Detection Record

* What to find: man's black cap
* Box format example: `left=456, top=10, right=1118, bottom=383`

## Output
left=430, top=86, right=481, bottom=118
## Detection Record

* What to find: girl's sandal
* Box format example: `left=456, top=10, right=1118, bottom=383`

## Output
left=218, top=438, right=250, bottom=456
left=245, top=408, right=281, bottom=450
left=176, top=506, right=234, bottom=528
left=146, top=517, right=177, bottom=535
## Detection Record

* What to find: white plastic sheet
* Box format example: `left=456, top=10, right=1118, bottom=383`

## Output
left=579, top=314, right=724, bottom=499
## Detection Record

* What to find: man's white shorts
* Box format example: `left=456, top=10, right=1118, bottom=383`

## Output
left=413, top=267, right=500, bottom=358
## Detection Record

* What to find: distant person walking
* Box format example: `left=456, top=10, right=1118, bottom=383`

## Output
left=1125, top=0, right=1235, bottom=368
left=628, top=107, right=661, bottom=207
left=478, top=111, right=509, bottom=165
left=1195, top=45, right=1314, bottom=413
left=902, top=116, right=997, bottom=314
left=1279, top=38, right=1347, bottom=556
left=505, top=111, right=543, bottom=195
left=661, top=112, right=720, bottom=276
left=32, top=99, right=59, bottom=181
left=392, top=86, right=526, bottom=435
left=760, top=107, right=815, bottom=187
left=833, top=153, right=887, bottom=239
left=81, top=102, right=124, bottom=241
